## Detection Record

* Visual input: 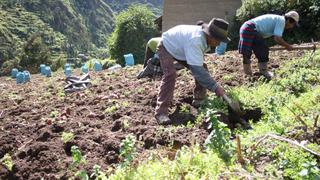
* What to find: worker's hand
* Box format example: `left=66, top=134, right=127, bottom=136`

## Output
left=286, top=45, right=294, bottom=51
left=214, top=85, right=225, bottom=97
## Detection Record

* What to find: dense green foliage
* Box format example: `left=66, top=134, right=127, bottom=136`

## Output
left=0, top=0, right=163, bottom=75
left=228, top=0, right=320, bottom=49
left=19, top=35, right=51, bottom=74
left=18, top=0, right=115, bottom=51
left=204, top=110, right=233, bottom=162
left=0, top=0, right=113, bottom=75
left=108, top=50, right=320, bottom=179
left=0, top=0, right=115, bottom=75
left=105, top=0, right=162, bottom=16
left=0, top=6, right=67, bottom=75
left=108, top=5, right=158, bottom=65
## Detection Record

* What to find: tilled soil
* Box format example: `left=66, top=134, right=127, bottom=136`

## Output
left=0, top=49, right=308, bottom=179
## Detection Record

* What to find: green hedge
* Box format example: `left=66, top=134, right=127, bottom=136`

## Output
left=108, top=5, right=158, bottom=66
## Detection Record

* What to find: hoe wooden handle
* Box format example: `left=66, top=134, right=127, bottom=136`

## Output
left=270, top=45, right=316, bottom=51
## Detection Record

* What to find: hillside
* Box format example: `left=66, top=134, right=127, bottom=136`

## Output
left=104, top=0, right=163, bottom=16
left=0, top=46, right=319, bottom=179
left=0, top=0, right=163, bottom=75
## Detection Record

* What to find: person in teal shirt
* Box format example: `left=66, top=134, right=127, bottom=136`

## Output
left=238, top=11, right=299, bottom=79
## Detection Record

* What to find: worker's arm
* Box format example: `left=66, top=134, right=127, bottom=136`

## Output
left=189, top=65, right=224, bottom=97
left=274, top=36, right=293, bottom=50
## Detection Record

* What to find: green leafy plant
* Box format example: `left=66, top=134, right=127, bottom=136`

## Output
left=119, top=134, right=136, bottom=168
left=123, top=119, right=130, bottom=129
left=299, top=161, right=320, bottom=179
left=1, top=153, right=13, bottom=171
left=61, top=132, right=74, bottom=143
left=71, top=145, right=86, bottom=168
left=179, top=104, right=190, bottom=113
left=50, top=110, right=59, bottom=118
left=271, top=143, right=320, bottom=179
left=75, top=170, right=89, bottom=180
left=221, top=75, right=233, bottom=81
left=122, top=101, right=129, bottom=108
left=104, top=104, right=120, bottom=114
left=204, top=110, right=233, bottom=162
left=90, top=165, right=107, bottom=180
left=201, top=96, right=227, bottom=113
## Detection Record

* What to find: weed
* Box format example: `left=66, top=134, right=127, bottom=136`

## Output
left=201, top=95, right=227, bottom=114
left=179, top=104, right=190, bottom=113
left=71, top=145, right=86, bottom=168
left=57, top=87, right=65, bottom=100
left=50, top=111, right=59, bottom=118
left=1, top=153, right=13, bottom=171
left=298, top=161, right=320, bottom=179
left=221, top=75, right=233, bottom=81
left=91, top=79, right=99, bottom=85
left=90, top=165, right=107, bottom=180
left=43, top=91, right=51, bottom=98
left=137, top=87, right=145, bottom=94
left=271, top=143, right=320, bottom=179
left=186, top=121, right=194, bottom=128
left=123, top=119, right=130, bottom=129
left=75, top=170, right=89, bottom=180
left=61, top=132, right=74, bottom=143
left=204, top=110, right=233, bottom=162
left=104, top=104, right=119, bottom=114
left=123, top=91, right=130, bottom=97
left=194, top=113, right=204, bottom=125
left=119, top=134, right=136, bottom=168
left=121, top=101, right=129, bottom=107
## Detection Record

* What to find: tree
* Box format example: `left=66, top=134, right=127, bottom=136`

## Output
left=20, top=34, right=51, bottom=73
left=108, top=5, right=158, bottom=66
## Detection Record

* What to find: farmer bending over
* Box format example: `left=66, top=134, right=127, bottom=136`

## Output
left=239, top=11, right=299, bottom=79
left=155, top=18, right=230, bottom=125
left=143, top=37, right=162, bottom=67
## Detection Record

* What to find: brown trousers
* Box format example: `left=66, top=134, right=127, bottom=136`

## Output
left=155, top=42, right=207, bottom=116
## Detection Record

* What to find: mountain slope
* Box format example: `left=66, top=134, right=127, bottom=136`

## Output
left=104, top=0, right=163, bottom=16
left=0, top=0, right=163, bottom=75
left=0, top=0, right=115, bottom=75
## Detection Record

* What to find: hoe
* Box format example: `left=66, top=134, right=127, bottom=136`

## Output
left=269, top=39, right=317, bottom=52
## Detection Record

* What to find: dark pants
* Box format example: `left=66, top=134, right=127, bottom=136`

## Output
left=242, top=35, right=269, bottom=64
left=155, top=42, right=207, bottom=116
left=238, top=22, right=269, bottom=64
left=143, top=47, right=155, bottom=67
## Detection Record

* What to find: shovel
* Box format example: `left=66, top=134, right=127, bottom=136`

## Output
left=222, top=94, right=244, bottom=116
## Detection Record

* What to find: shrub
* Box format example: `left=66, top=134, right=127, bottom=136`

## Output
left=108, top=5, right=158, bottom=66
left=228, top=0, right=320, bottom=49
left=51, top=53, right=67, bottom=71
left=0, top=58, right=20, bottom=76
left=102, top=58, right=117, bottom=69
left=19, top=34, right=51, bottom=73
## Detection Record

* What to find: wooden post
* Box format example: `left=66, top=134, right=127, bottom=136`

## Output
left=236, top=135, right=245, bottom=164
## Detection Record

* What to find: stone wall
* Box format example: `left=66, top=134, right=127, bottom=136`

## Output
left=162, top=0, right=242, bottom=31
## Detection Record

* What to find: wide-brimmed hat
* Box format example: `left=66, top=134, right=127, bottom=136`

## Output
left=202, top=18, right=230, bottom=43
left=285, top=11, right=299, bottom=27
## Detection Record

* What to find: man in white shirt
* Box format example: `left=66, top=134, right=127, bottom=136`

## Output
left=155, top=18, right=230, bottom=125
